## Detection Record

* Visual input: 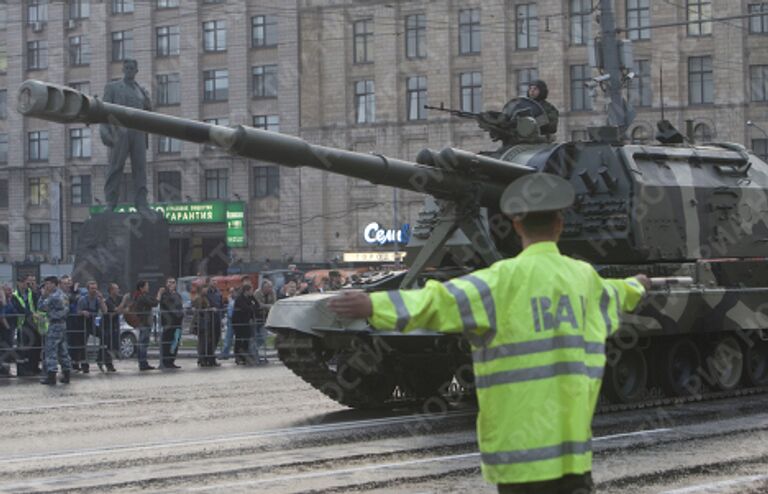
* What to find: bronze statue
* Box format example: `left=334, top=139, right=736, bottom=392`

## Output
left=100, top=59, right=153, bottom=211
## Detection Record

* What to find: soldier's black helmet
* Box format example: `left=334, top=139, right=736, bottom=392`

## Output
left=529, top=80, right=549, bottom=101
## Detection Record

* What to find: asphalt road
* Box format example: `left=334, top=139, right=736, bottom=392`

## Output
left=1, top=358, right=767, bottom=493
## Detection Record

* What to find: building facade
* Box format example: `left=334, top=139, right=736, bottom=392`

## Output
left=0, top=0, right=766, bottom=278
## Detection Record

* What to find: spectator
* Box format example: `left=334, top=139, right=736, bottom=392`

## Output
left=328, top=271, right=343, bottom=291
left=9, top=275, right=40, bottom=376
left=76, top=281, right=107, bottom=374
left=132, top=280, right=159, bottom=371
left=101, top=283, right=125, bottom=372
left=220, top=287, right=236, bottom=360
left=61, top=276, right=82, bottom=372
left=232, top=284, right=259, bottom=365
left=204, top=279, right=223, bottom=367
left=158, top=277, right=184, bottom=369
left=253, top=279, right=276, bottom=364
left=278, top=280, right=297, bottom=300
left=0, top=285, right=10, bottom=377
left=191, top=285, right=217, bottom=367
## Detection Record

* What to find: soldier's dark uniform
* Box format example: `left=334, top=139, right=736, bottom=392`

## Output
left=39, top=284, right=72, bottom=385
left=501, top=79, right=559, bottom=136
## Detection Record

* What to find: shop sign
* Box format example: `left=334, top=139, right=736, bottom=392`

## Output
left=343, top=252, right=407, bottom=263
left=90, top=200, right=247, bottom=247
left=226, top=202, right=247, bottom=248
left=363, top=222, right=410, bottom=245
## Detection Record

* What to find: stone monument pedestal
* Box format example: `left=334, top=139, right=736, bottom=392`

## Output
left=73, top=211, right=171, bottom=293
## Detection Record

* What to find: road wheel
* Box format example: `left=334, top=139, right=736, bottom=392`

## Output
left=744, top=338, right=768, bottom=387
left=706, top=336, right=744, bottom=391
left=604, top=348, right=648, bottom=403
left=661, top=338, right=702, bottom=397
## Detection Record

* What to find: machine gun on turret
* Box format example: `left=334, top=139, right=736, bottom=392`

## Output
left=424, top=99, right=551, bottom=145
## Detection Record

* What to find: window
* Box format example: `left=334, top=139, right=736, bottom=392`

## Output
left=156, top=73, right=180, bottom=105
left=406, top=76, right=427, bottom=121
left=405, top=14, right=426, bottom=59
left=69, top=35, right=90, bottom=66
left=0, top=179, right=7, bottom=207
left=0, top=134, right=7, bottom=163
left=156, top=26, right=180, bottom=57
left=252, top=65, right=278, bottom=98
left=570, top=64, right=593, bottom=111
left=750, top=65, right=768, bottom=102
left=516, top=4, right=538, bottom=49
left=0, top=225, right=8, bottom=252
left=252, top=115, right=279, bottom=132
left=157, top=0, right=178, bottom=8
left=749, top=4, right=768, bottom=34
left=354, top=80, right=375, bottom=123
left=157, top=171, right=181, bottom=202
left=460, top=71, right=482, bottom=113
left=687, top=0, right=712, bottom=37
left=459, top=8, right=481, bottom=55
left=626, top=0, right=650, bottom=40
left=628, top=59, right=652, bottom=107
left=203, top=69, right=228, bottom=101
left=111, top=30, right=132, bottom=61
left=517, top=67, right=539, bottom=97
left=693, top=123, right=712, bottom=143
left=68, top=0, right=89, bottom=20
left=252, top=15, right=278, bottom=48
left=688, top=56, right=713, bottom=104
left=111, top=0, right=133, bottom=15
left=27, top=41, right=48, bottom=70
left=631, top=126, right=650, bottom=144
left=70, top=175, right=91, bottom=205
left=69, top=81, right=90, bottom=94
left=28, top=131, right=49, bottom=161
left=252, top=166, right=279, bottom=198
left=28, top=177, right=49, bottom=206
left=29, top=223, right=50, bottom=253
left=0, top=90, right=6, bottom=119
left=158, top=136, right=181, bottom=154
left=28, top=0, right=47, bottom=24
left=205, top=117, right=229, bottom=127
left=204, top=168, right=227, bottom=200
left=69, top=127, right=91, bottom=158
left=353, top=19, right=373, bottom=64
left=203, top=20, right=226, bottom=52
left=753, top=138, right=768, bottom=161
left=70, top=222, right=82, bottom=253
left=571, top=0, right=592, bottom=45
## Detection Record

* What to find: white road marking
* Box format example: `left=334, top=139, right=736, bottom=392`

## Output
left=660, top=474, right=768, bottom=493
left=187, top=428, right=674, bottom=492
left=0, top=410, right=474, bottom=464
left=0, top=399, right=140, bottom=413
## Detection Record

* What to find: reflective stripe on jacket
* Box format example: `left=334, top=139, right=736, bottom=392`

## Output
left=369, top=241, right=645, bottom=485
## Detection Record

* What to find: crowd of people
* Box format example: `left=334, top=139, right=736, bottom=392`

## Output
left=0, top=273, right=279, bottom=384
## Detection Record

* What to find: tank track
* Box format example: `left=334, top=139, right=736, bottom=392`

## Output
left=276, top=330, right=768, bottom=412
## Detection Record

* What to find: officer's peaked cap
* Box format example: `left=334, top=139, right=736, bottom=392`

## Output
left=500, top=173, right=575, bottom=216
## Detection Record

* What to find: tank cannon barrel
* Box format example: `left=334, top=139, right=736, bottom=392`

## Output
left=17, top=80, right=514, bottom=207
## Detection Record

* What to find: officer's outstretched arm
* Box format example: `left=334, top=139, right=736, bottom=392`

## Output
left=369, top=271, right=497, bottom=336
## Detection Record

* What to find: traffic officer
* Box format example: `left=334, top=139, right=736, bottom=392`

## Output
left=10, top=275, right=41, bottom=376
left=328, top=173, right=650, bottom=494
left=38, top=276, right=73, bottom=385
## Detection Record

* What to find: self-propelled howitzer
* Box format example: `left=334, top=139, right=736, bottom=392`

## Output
left=17, top=79, right=768, bottom=409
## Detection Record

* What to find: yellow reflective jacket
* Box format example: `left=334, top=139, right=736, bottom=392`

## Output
left=369, top=241, right=645, bottom=485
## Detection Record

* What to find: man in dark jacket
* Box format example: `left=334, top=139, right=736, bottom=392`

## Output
left=133, top=280, right=159, bottom=371
left=0, top=285, right=12, bottom=377
left=232, top=284, right=259, bottom=365
left=205, top=279, right=224, bottom=365
left=76, top=281, right=107, bottom=373
left=158, top=277, right=184, bottom=369
left=10, top=276, right=41, bottom=376
left=102, top=283, right=124, bottom=372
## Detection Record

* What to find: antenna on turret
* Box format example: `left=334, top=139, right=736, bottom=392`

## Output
left=659, top=65, right=665, bottom=121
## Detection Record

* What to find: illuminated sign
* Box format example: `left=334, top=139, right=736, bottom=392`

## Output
left=90, top=201, right=247, bottom=247
left=363, top=222, right=411, bottom=245
left=343, top=252, right=407, bottom=263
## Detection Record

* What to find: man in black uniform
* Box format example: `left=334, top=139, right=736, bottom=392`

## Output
left=158, top=277, right=184, bottom=369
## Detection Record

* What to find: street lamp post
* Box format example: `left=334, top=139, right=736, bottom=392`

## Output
left=747, top=120, right=768, bottom=139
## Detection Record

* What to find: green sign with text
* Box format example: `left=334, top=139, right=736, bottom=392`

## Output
left=90, top=201, right=247, bottom=247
